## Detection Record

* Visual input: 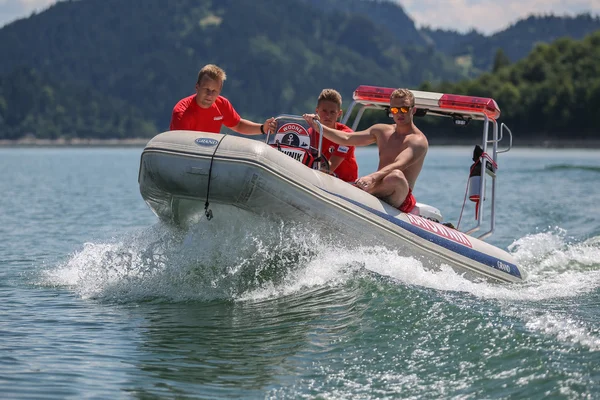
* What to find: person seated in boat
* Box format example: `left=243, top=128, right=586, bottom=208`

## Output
left=303, top=88, right=428, bottom=213
left=308, top=89, right=358, bottom=183
left=170, top=64, right=277, bottom=135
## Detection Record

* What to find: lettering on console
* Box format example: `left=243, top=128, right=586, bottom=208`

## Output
left=281, top=149, right=305, bottom=162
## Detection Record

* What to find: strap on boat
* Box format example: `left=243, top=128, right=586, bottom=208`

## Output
left=204, top=134, right=227, bottom=221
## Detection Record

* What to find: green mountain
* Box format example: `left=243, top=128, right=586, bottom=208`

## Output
left=1, top=0, right=599, bottom=142
left=305, top=2, right=600, bottom=73
left=0, top=0, right=466, bottom=139
left=422, top=14, right=600, bottom=71
left=420, top=28, right=485, bottom=58
left=301, top=0, right=429, bottom=47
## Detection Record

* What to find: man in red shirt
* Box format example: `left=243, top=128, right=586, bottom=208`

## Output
left=170, top=64, right=276, bottom=135
left=308, top=89, right=358, bottom=183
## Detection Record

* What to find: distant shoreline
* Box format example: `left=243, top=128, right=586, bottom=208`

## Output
left=0, top=138, right=151, bottom=147
left=1, top=137, right=600, bottom=149
left=428, top=138, right=600, bottom=149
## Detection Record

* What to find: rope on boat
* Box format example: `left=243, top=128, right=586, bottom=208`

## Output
left=204, top=134, right=227, bottom=221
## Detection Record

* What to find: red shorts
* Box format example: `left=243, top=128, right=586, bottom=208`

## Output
left=398, top=188, right=416, bottom=213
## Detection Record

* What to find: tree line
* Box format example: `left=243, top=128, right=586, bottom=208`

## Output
left=359, top=31, right=600, bottom=142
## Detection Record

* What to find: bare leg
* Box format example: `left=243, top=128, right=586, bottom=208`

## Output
left=368, top=170, right=409, bottom=208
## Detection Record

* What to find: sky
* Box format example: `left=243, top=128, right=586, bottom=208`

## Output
left=0, top=0, right=599, bottom=34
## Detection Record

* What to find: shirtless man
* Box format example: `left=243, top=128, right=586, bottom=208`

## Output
left=303, top=88, right=428, bottom=213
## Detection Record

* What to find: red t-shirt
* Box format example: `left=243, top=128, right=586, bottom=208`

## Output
left=309, top=122, right=358, bottom=183
left=169, top=95, right=241, bottom=133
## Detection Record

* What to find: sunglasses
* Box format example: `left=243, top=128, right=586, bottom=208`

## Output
left=389, top=106, right=412, bottom=114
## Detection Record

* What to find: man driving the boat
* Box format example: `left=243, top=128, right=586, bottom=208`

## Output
left=308, top=89, right=358, bottom=183
left=170, top=64, right=277, bottom=135
left=303, top=88, right=428, bottom=213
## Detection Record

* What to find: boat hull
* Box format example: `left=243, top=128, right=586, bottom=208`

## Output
left=139, top=131, right=525, bottom=283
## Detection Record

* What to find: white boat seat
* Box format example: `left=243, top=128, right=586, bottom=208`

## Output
left=411, top=202, right=443, bottom=223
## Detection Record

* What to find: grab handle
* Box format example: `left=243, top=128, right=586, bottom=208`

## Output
left=498, top=123, right=513, bottom=154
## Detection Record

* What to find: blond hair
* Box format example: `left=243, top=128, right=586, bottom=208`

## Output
left=197, top=64, right=227, bottom=84
left=390, top=88, right=415, bottom=106
left=317, top=89, right=342, bottom=108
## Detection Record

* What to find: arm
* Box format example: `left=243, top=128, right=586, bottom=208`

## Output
left=328, top=155, right=345, bottom=172
left=170, top=107, right=186, bottom=131
left=303, top=114, right=376, bottom=146
left=170, top=112, right=182, bottom=130
left=231, top=118, right=277, bottom=135
left=221, top=97, right=276, bottom=135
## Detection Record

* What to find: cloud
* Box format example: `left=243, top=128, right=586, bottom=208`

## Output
left=398, top=0, right=600, bottom=34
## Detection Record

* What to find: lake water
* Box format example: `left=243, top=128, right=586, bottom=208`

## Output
left=1, top=145, right=599, bottom=399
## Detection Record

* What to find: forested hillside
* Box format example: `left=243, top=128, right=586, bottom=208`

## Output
left=301, top=0, right=429, bottom=47
left=0, top=0, right=599, bottom=141
left=431, top=31, right=600, bottom=139
left=0, top=0, right=465, bottom=139
left=381, top=31, right=600, bottom=142
left=0, top=67, right=155, bottom=139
